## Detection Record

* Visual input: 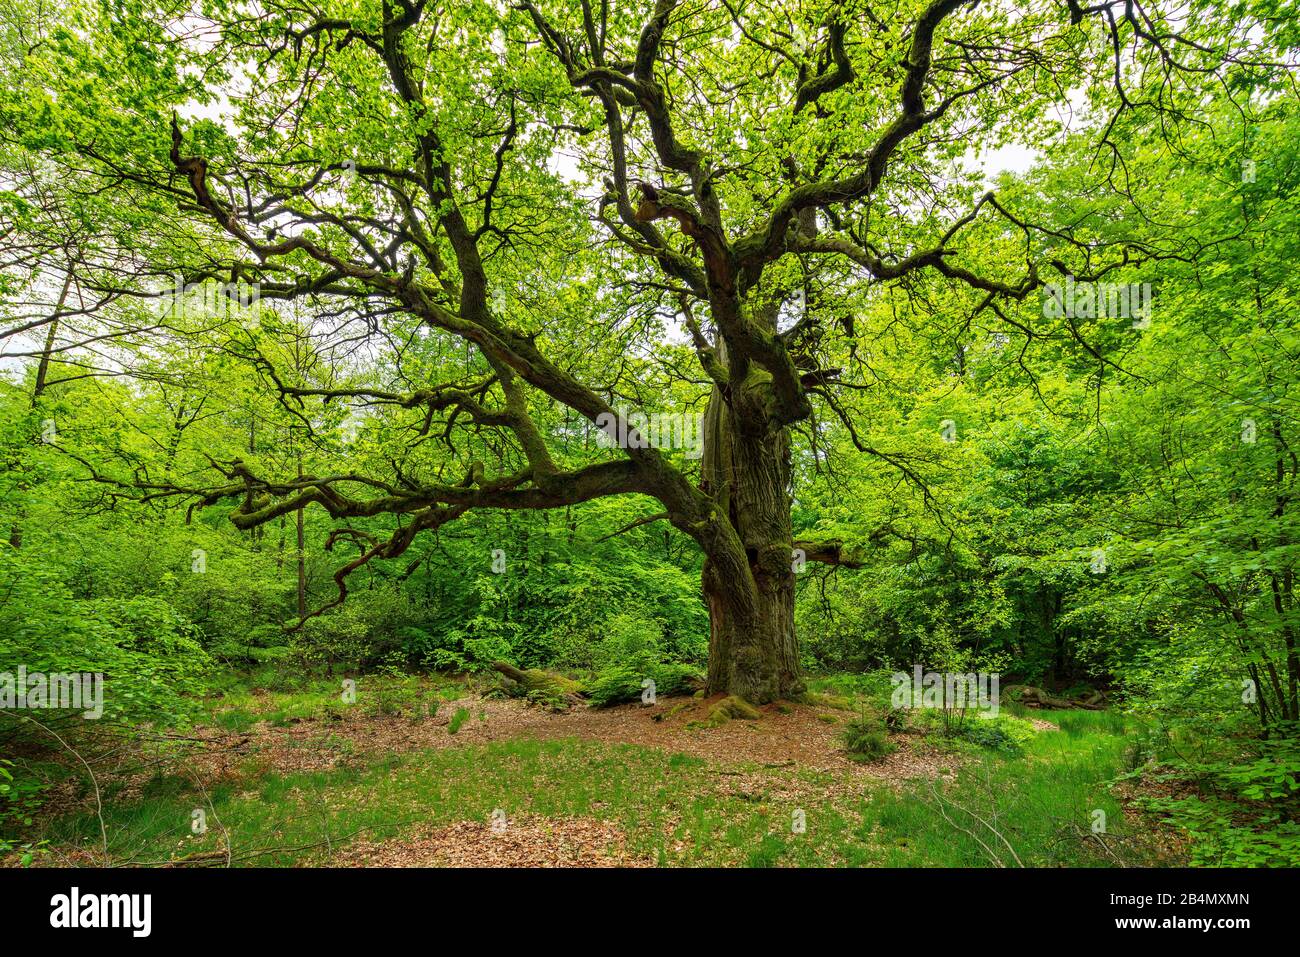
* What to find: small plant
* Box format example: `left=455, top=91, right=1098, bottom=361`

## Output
left=0, top=760, right=48, bottom=865
left=745, top=832, right=787, bottom=868
left=842, top=712, right=896, bottom=762
left=447, top=707, right=470, bottom=735
left=366, top=660, right=426, bottom=717
left=1125, top=724, right=1171, bottom=771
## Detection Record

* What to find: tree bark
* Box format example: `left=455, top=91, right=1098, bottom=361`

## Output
left=699, top=367, right=803, bottom=704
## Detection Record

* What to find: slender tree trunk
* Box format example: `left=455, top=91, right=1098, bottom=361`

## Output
left=11, top=271, right=74, bottom=549
left=31, top=308, right=62, bottom=403
left=699, top=371, right=803, bottom=704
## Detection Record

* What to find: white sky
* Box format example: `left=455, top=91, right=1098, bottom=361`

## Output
left=968, top=143, right=1040, bottom=182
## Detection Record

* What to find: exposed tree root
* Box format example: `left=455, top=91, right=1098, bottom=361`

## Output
left=688, top=695, right=762, bottom=729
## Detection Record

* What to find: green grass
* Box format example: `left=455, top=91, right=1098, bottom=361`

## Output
left=206, top=682, right=347, bottom=732
left=205, top=674, right=464, bottom=731
left=865, top=710, right=1160, bottom=866
left=38, top=703, right=1166, bottom=867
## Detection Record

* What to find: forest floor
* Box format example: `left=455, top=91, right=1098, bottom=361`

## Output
left=189, top=691, right=961, bottom=781
left=5, top=675, right=1188, bottom=868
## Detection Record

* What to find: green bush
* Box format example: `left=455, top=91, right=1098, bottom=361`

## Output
left=842, top=714, right=896, bottom=761
left=1136, top=735, right=1300, bottom=866
left=579, top=613, right=702, bottom=707
left=0, top=549, right=212, bottom=730
left=447, top=707, right=470, bottom=734
left=414, top=547, right=708, bottom=674
left=956, top=715, right=1038, bottom=755
left=583, top=666, right=645, bottom=707
left=0, top=758, right=48, bottom=863
left=584, top=661, right=702, bottom=707
left=590, top=614, right=664, bottom=671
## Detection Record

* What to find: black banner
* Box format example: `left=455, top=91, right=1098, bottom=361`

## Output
left=0, top=866, right=1278, bottom=944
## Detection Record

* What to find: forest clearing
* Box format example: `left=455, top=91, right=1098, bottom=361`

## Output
left=14, top=672, right=1179, bottom=869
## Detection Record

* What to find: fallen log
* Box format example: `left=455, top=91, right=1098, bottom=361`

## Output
left=491, top=661, right=585, bottom=709
left=1004, top=685, right=1106, bottom=711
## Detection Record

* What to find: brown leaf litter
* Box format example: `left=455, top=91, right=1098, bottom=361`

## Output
left=326, top=815, right=654, bottom=868
left=187, top=692, right=958, bottom=787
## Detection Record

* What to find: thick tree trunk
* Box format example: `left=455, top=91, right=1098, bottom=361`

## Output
left=699, top=375, right=803, bottom=704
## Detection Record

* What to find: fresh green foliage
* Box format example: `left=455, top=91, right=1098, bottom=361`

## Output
left=0, top=547, right=212, bottom=730
left=584, top=661, right=702, bottom=707
left=0, top=759, right=48, bottom=863
left=1134, top=736, right=1300, bottom=866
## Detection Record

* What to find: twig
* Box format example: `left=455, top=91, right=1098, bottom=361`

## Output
left=20, top=715, right=108, bottom=856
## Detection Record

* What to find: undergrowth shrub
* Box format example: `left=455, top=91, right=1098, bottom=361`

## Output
left=0, top=549, right=211, bottom=730
left=955, top=715, right=1038, bottom=755
left=842, top=712, right=896, bottom=761
left=1134, top=733, right=1300, bottom=866
left=0, top=759, right=47, bottom=864
left=584, top=661, right=702, bottom=707
left=447, top=707, right=470, bottom=734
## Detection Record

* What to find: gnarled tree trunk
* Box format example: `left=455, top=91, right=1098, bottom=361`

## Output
left=699, top=362, right=804, bottom=705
